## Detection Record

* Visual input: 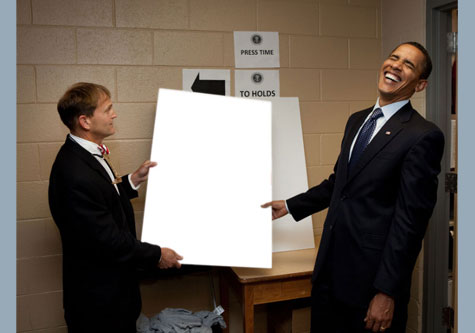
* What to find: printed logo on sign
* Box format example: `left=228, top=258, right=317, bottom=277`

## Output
left=251, top=34, right=262, bottom=45
left=252, top=73, right=263, bottom=84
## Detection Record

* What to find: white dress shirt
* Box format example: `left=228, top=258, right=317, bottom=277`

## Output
left=348, top=98, right=409, bottom=161
left=68, top=134, right=139, bottom=195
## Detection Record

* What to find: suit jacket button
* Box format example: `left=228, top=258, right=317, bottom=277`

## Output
left=330, top=224, right=334, bottom=230
left=341, top=195, right=346, bottom=201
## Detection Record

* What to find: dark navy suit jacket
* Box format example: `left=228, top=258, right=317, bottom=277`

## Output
left=287, top=102, right=444, bottom=308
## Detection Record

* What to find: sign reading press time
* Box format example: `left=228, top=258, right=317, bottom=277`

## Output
left=234, top=31, right=280, bottom=68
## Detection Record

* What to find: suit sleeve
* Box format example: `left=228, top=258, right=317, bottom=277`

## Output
left=286, top=168, right=336, bottom=221
left=285, top=111, right=360, bottom=221
left=122, top=174, right=139, bottom=199
left=373, top=128, right=444, bottom=298
left=66, top=177, right=161, bottom=267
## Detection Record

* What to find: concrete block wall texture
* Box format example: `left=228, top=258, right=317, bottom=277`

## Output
left=15, top=0, right=422, bottom=332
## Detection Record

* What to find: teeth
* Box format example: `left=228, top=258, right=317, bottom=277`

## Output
left=385, top=73, right=401, bottom=82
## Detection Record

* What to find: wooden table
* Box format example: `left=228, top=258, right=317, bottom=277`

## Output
left=219, top=248, right=317, bottom=333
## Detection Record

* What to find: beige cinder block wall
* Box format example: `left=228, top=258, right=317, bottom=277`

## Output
left=16, top=0, right=382, bottom=332
left=381, top=1, right=426, bottom=333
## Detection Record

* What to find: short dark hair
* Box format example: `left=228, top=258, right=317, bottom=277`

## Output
left=57, top=82, right=111, bottom=131
left=391, top=42, right=433, bottom=80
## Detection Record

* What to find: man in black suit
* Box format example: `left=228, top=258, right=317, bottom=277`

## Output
left=49, top=82, right=183, bottom=333
left=262, top=42, right=444, bottom=332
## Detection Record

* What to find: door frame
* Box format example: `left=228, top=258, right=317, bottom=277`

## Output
left=424, top=1, right=457, bottom=332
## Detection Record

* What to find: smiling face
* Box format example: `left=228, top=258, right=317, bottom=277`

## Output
left=378, top=44, right=428, bottom=106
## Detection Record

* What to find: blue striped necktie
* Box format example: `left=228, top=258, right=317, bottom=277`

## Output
left=349, top=108, right=383, bottom=171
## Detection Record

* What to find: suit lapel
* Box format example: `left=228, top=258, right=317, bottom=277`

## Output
left=64, top=136, right=116, bottom=187
left=64, top=136, right=135, bottom=233
left=346, top=103, right=414, bottom=183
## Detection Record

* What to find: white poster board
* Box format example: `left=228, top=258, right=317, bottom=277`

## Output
left=268, top=98, right=315, bottom=252
left=142, top=89, right=272, bottom=268
left=234, top=31, right=280, bottom=68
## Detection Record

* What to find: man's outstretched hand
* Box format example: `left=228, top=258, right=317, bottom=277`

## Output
left=261, top=200, right=288, bottom=220
left=158, top=247, right=183, bottom=269
left=131, top=160, right=157, bottom=187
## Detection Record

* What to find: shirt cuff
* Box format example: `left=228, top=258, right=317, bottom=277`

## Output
left=128, top=174, right=141, bottom=191
left=285, top=200, right=291, bottom=215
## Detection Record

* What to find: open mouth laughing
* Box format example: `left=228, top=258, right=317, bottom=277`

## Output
left=384, top=72, right=401, bottom=83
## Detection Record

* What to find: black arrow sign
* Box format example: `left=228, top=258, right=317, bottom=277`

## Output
left=191, top=73, right=225, bottom=96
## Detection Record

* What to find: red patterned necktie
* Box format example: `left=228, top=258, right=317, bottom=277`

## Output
left=97, top=144, right=122, bottom=184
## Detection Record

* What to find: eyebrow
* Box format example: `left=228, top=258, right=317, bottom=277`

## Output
left=104, top=103, right=113, bottom=112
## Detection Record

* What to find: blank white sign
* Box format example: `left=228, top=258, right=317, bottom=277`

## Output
left=268, top=98, right=315, bottom=252
left=142, top=89, right=272, bottom=268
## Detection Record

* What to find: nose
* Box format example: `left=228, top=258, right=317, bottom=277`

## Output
left=111, top=109, right=117, bottom=119
left=391, top=59, right=403, bottom=70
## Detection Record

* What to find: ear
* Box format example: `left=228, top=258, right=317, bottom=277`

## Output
left=415, top=79, right=428, bottom=93
left=78, top=115, right=91, bottom=130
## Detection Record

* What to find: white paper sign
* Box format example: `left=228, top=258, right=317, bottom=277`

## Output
left=234, top=31, right=280, bottom=68
left=267, top=98, right=315, bottom=252
left=235, top=70, right=280, bottom=99
left=183, top=69, right=231, bottom=96
left=142, top=89, right=272, bottom=268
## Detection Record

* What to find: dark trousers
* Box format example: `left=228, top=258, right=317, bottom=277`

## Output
left=65, top=309, right=137, bottom=333
left=310, top=271, right=408, bottom=333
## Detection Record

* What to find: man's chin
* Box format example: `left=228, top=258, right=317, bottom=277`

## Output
left=377, top=91, right=400, bottom=106
left=104, top=131, right=115, bottom=138
left=378, top=81, right=401, bottom=93
left=378, top=90, right=392, bottom=100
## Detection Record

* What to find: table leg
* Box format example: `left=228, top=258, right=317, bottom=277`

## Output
left=219, top=270, right=230, bottom=333
left=243, top=285, right=254, bottom=333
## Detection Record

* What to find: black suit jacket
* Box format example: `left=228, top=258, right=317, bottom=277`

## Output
left=48, top=136, right=162, bottom=326
left=287, top=102, right=444, bottom=308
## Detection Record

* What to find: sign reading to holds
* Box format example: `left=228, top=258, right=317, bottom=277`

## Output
left=183, top=69, right=231, bottom=96
left=235, top=70, right=280, bottom=99
left=234, top=31, right=280, bottom=68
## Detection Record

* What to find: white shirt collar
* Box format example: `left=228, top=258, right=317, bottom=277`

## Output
left=373, top=97, right=409, bottom=120
left=69, top=133, right=102, bottom=156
